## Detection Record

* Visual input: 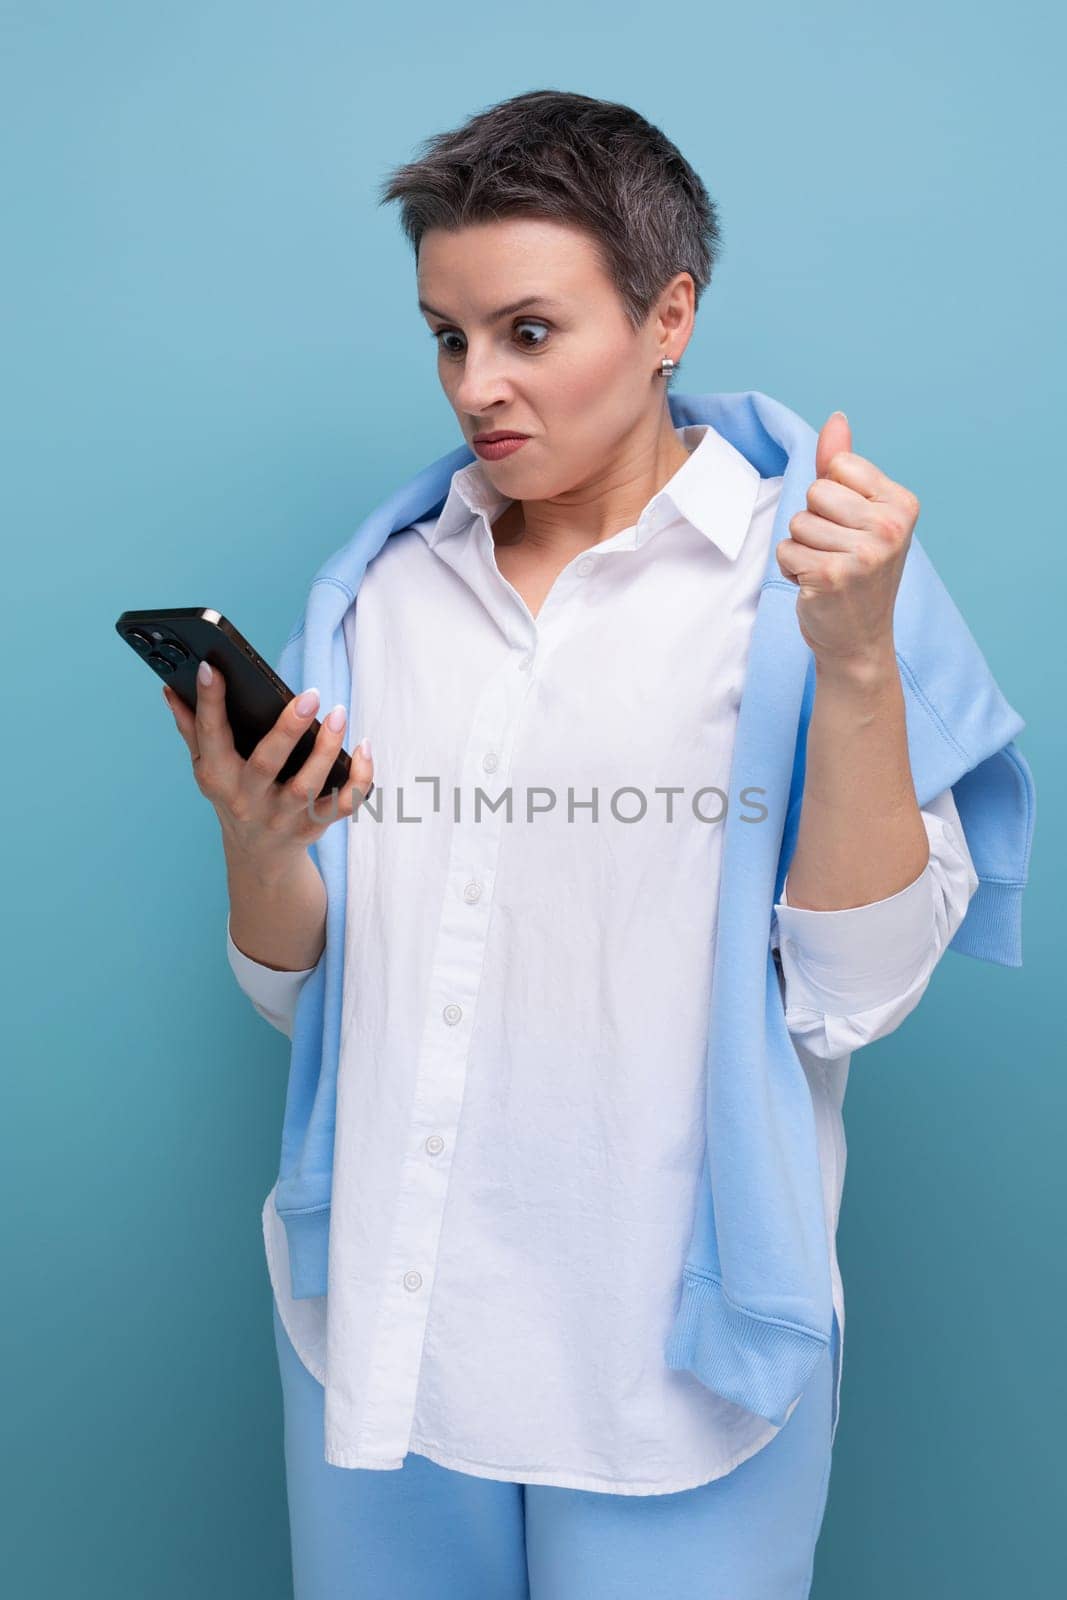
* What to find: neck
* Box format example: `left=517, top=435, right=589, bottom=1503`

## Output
left=493, top=418, right=694, bottom=559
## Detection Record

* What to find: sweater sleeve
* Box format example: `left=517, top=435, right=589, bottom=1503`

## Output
left=226, top=913, right=318, bottom=1041
left=769, top=788, right=979, bottom=1060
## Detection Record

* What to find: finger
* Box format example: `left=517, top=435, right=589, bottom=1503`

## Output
left=823, top=450, right=900, bottom=505
left=240, top=686, right=328, bottom=801
left=301, top=740, right=375, bottom=832
left=275, top=701, right=356, bottom=815
left=805, top=476, right=883, bottom=534
left=788, top=508, right=869, bottom=553
left=776, top=538, right=846, bottom=591
left=192, top=661, right=239, bottom=781
left=163, top=682, right=200, bottom=761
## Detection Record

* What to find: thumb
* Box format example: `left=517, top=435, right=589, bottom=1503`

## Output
left=815, top=410, right=851, bottom=478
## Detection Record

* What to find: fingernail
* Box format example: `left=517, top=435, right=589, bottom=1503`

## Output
left=326, top=703, right=346, bottom=731
left=832, top=410, right=848, bottom=423
left=357, top=735, right=372, bottom=759
left=197, top=660, right=213, bottom=686
left=295, top=688, right=320, bottom=717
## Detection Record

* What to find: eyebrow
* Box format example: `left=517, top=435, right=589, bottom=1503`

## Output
left=417, top=294, right=563, bottom=323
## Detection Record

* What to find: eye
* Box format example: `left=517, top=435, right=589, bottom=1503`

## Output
left=431, top=329, right=465, bottom=358
left=513, top=319, right=550, bottom=349
left=429, top=320, right=552, bottom=358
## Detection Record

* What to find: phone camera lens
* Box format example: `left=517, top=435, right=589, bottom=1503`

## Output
left=147, top=653, right=176, bottom=675
left=157, top=641, right=189, bottom=668
left=126, top=630, right=154, bottom=656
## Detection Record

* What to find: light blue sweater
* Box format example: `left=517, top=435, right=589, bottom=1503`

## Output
left=271, top=389, right=1035, bottom=1434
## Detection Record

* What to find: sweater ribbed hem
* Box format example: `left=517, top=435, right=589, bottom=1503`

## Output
left=948, top=878, right=1024, bottom=966
left=279, top=1203, right=330, bottom=1299
left=664, top=1265, right=830, bottom=1427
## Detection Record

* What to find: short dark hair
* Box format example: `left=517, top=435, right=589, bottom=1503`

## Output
left=377, top=88, right=722, bottom=333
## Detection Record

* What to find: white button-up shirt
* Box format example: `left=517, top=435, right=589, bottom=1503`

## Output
left=227, top=423, right=978, bottom=1494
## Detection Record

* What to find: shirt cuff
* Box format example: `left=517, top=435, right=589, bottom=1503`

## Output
left=226, top=912, right=318, bottom=1037
left=770, top=795, right=978, bottom=1019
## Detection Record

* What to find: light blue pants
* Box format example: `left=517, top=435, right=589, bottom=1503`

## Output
left=272, top=1297, right=837, bottom=1599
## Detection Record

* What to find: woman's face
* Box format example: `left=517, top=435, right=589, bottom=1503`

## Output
left=417, top=217, right=691, bottom=500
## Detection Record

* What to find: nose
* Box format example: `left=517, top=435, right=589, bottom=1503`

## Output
left=450, top=340, right=512, bottom=417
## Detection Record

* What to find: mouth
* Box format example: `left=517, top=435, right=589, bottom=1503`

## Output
left=472, top=433, right=531, bottom=460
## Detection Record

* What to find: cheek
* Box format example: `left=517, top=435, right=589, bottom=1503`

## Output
left=556, top=340, right=631, bottom=406
left=539, top=348, right=638, bottom=445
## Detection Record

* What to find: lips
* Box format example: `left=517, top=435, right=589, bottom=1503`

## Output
left=473, top=432, right=530, bottom=443
left=473, top=435, right=530, bottom=460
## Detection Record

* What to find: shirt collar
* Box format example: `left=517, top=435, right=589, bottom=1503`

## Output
left=417, top=422, right=762, bottom=562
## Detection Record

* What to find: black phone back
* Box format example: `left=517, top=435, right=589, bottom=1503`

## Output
left=115, top=607, right=351, bottom=798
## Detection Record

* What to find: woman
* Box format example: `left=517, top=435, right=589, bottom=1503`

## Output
left=164, top=89, right=1031, bottom=1598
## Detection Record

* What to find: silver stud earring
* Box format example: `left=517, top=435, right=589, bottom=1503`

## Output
left=658, top=357, right=678, bottom=380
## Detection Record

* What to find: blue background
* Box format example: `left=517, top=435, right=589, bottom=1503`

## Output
left=3, top=2, right=1061, bottom=1594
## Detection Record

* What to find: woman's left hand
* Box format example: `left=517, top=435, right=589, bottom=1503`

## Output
left=776, top=410, right=920, bottom=668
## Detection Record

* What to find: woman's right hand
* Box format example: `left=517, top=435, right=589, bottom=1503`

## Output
left=163, top=661, right=374, bottom=878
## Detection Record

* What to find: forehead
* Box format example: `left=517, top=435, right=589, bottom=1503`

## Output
left=417, top=217, right=608, bottom=309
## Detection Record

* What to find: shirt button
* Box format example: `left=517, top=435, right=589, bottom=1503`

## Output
left=425, top=1134, right=445, bottom=1155
left=785, top=939, right=800, bottom=957
left=483, top=751, right=499, bottom=773
left=463, top=880, right=482, bottom=903
left=403, top=1270, right=423, bottom=1292
left=443, top=1002, right=463, bottom=1025
left=517, top=652, right=533, bottom=671
left=576, top=556, right=595, bottom=576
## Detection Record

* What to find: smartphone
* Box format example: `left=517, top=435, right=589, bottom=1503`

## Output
left=115, top=608, right=352, bottom=801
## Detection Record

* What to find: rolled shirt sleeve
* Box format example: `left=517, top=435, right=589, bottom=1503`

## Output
left=769, top=788, right=979, bottom=1059
left=226, top=913, right=318, bottom=1041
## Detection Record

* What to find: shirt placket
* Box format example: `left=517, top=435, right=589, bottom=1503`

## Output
left=353, top=588, right=540, bottom=1461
